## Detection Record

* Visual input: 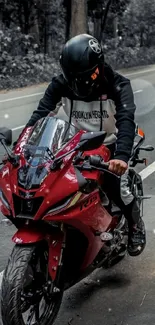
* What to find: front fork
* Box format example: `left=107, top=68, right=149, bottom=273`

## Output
left=47, top=224, right=66, bottom=283
left=12, top=222, right=66, bottom=286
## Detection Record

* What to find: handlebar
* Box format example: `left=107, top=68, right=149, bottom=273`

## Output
left=89, top=155, right=109, bottom=169
left=74, top=155, right=119, bottom=178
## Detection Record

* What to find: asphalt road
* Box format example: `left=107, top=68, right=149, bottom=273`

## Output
left=0, top=65, right=155, bottom=325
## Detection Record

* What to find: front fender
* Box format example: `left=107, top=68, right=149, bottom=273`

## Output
left=12, top=226, right=66, bottom=283
left=12, top=226, right=45, bottom=244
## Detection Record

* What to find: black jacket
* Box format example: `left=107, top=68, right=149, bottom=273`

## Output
left=26, top=63, right=136, bottom=163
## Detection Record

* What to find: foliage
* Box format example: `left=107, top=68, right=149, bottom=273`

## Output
left=0, top=0, right=37, bottom=33
left=48, top=0, right=66, bottom=56
left=87, top=0, right=129, bottom=17
left=120, top=0, right=155, bottom=47
left=0, top=27, right=39, bottom=56
left=0, top=27, right=60, bottom=90
left=0, top=52, right=60, bottom=90
left=1, top=0, right=155, bottom=90
left=105, top=46, right=155, bottom=69
left=0, top=0, right=66, bottom=53
left=110, top=0, right=130, bottom=16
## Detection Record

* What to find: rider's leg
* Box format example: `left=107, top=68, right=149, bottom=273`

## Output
left=120, top=170, right=146, bottom=256
left=103, top=144, right=146, bottom=256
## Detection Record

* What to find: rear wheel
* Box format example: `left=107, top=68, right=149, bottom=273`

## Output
left=1, top=242, right=63, bottom=325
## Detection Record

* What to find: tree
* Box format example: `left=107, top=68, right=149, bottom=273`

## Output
left=120, top=0, right=155, bottom=48
left=88, top=0, right=109, bottom=40
left=63, top=0, right=71, bottom=40
left=35, top=0, right=66, bottom=56
left=87, top=0, right=129, bottom=41
left=0, top=1, right=38, bottom=33
left=69, top=0, right=87, bottom=38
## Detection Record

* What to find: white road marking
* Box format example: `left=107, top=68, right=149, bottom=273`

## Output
left=139, top=161, right=155, bottom=180
left=12, top=125, right=25, bottom=131
left=0, top=271, right=3, bottom=285
left=0, top=89, right=143, bottom=105
left=125, top=67, right=155, bottom=77
left=0, top=70, right=146, bottom=103
left=9, top=88, right=142, bottom=132
left=133, top=89, right=143, bottom=94
left=0, top=92, right=44, bottom=103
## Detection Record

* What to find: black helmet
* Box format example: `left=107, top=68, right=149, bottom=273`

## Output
left=59, top=34, right=104, bottom=98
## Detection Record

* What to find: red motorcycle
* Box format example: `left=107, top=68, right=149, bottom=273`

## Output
left=0, top=116, right=153, bottom=325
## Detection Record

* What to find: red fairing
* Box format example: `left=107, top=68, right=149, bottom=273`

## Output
left=81, top=144, right=111, bottom=182
left=47, top=231, right=65, bottom=281
left=43, top=190, right=112, bottom=268
left=12, top=226, right=45, bottom=244
left=0, top=163, right=15, bottom=215
left=0, top=117, right=117, bottom=282
left=83, top=144, right=110, bottom=162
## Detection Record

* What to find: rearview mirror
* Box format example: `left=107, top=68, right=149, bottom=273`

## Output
left=0, top=127, right=12, bottom=146
left=76, top=131, right=107, bottom=151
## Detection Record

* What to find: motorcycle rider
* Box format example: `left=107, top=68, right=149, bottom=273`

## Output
left=14, top=34, right=146, bottom=256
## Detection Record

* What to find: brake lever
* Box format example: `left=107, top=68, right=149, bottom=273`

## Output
left=91, top=165, right=120, bottom=178
left=74, top=162, right=120, bottom=178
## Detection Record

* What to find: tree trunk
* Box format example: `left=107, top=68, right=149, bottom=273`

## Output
left=43, top=0, right=53, bottom=56
left=113, top=16, right=118, bottom=48
left=92, top=1, right=103, bottom=41
left=0, top=11, right=3, bottom=30
left=65, top=0, right=71, bottom=41
left=22, top=0, right=29, bottom=34
left=29, top=1, right=40, bottom=44
left=29, top=20, right=40, bottom=44
left=69, top=0, right=87, bottom=38
left=94, top=16, right=102, bottom=40
left=140, top=29, right=144, bottom=47
left=29, top=4, right=40, bottom=46
left=18, top=0, right=23, bottom=33
left=101, top=0, right=113, bottom=32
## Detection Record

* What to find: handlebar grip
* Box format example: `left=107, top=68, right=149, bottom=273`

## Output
left=89, top=155, right=102, bottom=166
left=100, top=162, right=109, bottom=169
left=89, top=155, right=109, bottom=169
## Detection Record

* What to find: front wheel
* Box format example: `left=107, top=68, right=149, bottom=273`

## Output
left=1, top=242, right=63, bottom=325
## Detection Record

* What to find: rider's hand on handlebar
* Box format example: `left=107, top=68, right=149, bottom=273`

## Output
left=108, top=159, right=128, bottom=176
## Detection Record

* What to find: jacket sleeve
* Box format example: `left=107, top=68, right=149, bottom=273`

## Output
left=106, top=64, right=136, bottom=163
left=26, top=75, right=64, bottom=127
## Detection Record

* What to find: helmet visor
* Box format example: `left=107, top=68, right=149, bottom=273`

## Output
left=72, top=67, right=100, bottom=97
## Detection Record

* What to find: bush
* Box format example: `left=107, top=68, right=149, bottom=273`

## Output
left=0, top=27, right=61, bottom=90
left=105, top=45, right=155, bottom=69
left=0, top=52, right=60, bottom=90
left=0, top=27, right=40, bottom=56
left=0, top=26, right=155, bottom=90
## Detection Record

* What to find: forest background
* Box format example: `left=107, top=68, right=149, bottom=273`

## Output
left=0, top=0, right=155, bottom=90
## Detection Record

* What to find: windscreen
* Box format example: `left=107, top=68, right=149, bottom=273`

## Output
left=24, top=116, right=78, bottom=167
left=17, top=117, right=79, bottom=189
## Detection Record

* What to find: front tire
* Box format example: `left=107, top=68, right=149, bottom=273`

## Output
left=1, top=243, right=63, bottom=325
